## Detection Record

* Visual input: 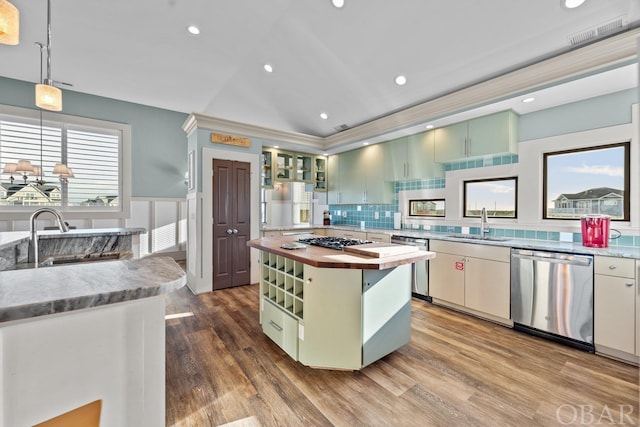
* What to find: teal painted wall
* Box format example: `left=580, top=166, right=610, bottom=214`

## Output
left=519, top=88, right=637, bottom=141
left=0, top=76, right=189, bottom=198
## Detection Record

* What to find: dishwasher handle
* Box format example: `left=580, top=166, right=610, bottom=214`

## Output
left=511, top=250, right=592, bottom=266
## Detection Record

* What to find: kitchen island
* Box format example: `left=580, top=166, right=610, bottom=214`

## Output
left=0, top=256, right=186, bottom=427
left=247, top=236, right=435, bottom=370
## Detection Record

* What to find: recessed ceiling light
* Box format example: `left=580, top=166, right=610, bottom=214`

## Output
left=363, top=142, right=369, bottom=146
left=187, top=25, right=200, bottom=35
left=563, top=0, right=586, bottom=9
left=332, top=0, right=345, bottom=8
left=274, top=145, right=279, bottom=149
left=320, top=113, right=328, bottom=120
left=425, top=124, right=434, bottom=129
left=323, top=153, right=328, bottom=156
left=522, top=97, right=535, bottom=103
left=395, top=75, right=407, bottom=86
left=264, top=64, right=273, bottom=73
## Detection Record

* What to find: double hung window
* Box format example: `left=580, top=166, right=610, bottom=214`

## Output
left=0, top=106, right=129, bottom=216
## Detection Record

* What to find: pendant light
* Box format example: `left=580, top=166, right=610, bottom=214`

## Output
left=0, top=0, right=19, bottom=45
left=35, top=0, right=62, bottom=111
left=14, top=159, right=35, bottom=183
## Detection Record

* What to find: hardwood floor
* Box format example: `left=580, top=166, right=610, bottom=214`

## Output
left=165, top=284, right=639, bottom=426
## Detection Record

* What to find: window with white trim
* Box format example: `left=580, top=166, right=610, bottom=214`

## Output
left=0, top=107, right=128, bottom=214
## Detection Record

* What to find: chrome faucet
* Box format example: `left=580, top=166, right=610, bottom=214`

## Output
left=29, top=208, right=69, bottom=267
left=480, top=207, right=490, bottom=237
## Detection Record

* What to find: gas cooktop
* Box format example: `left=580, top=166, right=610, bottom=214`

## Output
left=297, top=236, right=372, bottom=251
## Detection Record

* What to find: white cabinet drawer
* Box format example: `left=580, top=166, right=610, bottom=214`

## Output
left=430, top=240, right=510, bottom=262
left=366, top=232, right=390, bottom=243
left=262, top=298, right=299, bottom=360
left=595, top=257, right=636, bottom=278
left=335, top=230, right=367, bottom=240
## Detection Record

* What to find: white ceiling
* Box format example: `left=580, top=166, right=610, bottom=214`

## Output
left=1, top=0, right=639, bottom=146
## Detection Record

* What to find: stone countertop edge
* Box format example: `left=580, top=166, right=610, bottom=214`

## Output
left=260, top=225, right=640, bottom=259
left=0, top=256, right=185, bottom=323
left=0, top=228, right=147, bottom=251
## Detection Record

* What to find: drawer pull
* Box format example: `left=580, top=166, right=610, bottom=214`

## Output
left=269, top=320, right=283, bottom=332
left=626, top=282, right=634, bottom=287
left=609, top=265, right=617, bottom=270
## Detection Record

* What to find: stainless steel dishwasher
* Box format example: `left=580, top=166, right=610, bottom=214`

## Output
left=511, top=248, right=594, bottom=351
left=391, top=235, right=430, bottom=302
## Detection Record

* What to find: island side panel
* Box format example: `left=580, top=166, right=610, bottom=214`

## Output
left=362, top=264, right=412, bottom=367
left=299, top=265, right=363, bottom=370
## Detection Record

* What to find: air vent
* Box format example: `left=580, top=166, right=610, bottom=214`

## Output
left=334, top=124, right=349, bottom=132
left=568, top=15, right=626, bottom=46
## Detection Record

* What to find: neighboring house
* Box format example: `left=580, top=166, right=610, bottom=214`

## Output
left=551, top=187, right=624, bottom=217
left=0, top=183, right=61, bottom=206
left=80, top=195, right=119, bottom=207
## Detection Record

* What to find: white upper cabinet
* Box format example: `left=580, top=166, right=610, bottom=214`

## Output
left=434, top=110, right=519, bottom=163
left=384, top=130, right=443, bottom=181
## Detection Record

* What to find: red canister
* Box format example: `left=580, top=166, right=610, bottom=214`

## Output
left=581, top=214, right=610, bottom=248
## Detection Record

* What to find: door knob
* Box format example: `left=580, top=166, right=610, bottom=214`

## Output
left=226, top=229, right=233, bottom=234
left=233, top=229, right=238, bottom=234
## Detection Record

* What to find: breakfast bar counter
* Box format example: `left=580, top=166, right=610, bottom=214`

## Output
left=0, top=256, right=186, bottom=427
left=247, top=236, right=435, bottom=370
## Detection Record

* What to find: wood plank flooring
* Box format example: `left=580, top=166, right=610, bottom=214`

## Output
left=165, top=284, right=639, bottom=426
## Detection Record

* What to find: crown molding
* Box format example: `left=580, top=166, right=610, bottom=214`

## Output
left=182, top=113, right=323, bottom=148
left=323, top=27, right=640, bottom=149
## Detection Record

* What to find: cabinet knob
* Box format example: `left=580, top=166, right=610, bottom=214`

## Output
left=306, top=278, right=313, bottom=284
left=608, top=265, right=617, bottom=270
left=626, top=282, right=634, bottom=287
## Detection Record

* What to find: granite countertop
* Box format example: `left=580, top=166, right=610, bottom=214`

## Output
left=247, top=236, right=436, bottom=270
left=261, top=225, right=640, bottom=259
left=0, top=256, right=186, bottom=323
left=0, top=228, right=146, bottom=251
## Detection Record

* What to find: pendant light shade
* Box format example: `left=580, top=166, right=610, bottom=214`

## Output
left=52, top=163, right=71, bottom=176
left=2, top=162, right=17, bottom=174
left=36, top=83, right=63, bottom=111
left=15, top=159, right=35, bottom=173
left=0, top=0, right=19, bottom=45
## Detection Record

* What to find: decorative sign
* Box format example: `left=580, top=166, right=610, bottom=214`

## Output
left=211, top=132, right=251, bottom=147
left=455, top=261, right=464, bottom=271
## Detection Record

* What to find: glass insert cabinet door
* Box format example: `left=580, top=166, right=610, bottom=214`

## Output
left=276, top=152, right=294, bottom=180
left=295, top=154, right=312, bottom=182
left=314, top=156, right=327, bottom=191
left=262, top=150, right=273, bottom=188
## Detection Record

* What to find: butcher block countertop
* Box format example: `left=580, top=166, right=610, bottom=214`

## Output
left=247, top=236, right=435, bottom=270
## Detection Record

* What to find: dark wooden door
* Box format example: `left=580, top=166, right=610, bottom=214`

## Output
left=212, top=159, right=251, bottom=290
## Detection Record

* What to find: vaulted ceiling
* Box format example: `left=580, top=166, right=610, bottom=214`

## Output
left=1, top=0, right=639, bottom=149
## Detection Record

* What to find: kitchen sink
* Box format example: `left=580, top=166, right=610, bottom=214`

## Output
left=445, top=234, right=511, bottom=242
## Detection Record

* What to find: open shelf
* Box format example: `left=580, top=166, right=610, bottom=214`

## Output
left=260, top=251, right=305, bottom=320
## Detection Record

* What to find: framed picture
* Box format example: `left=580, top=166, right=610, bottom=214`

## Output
left=188, top=150, right=195, bottom=190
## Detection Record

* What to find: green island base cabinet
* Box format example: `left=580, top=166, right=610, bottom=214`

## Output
left=428, top=240, right=511, bottom=325
left=594, top=256, right=639, bottom=364
left=259, top=250, right=412, bottom=370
